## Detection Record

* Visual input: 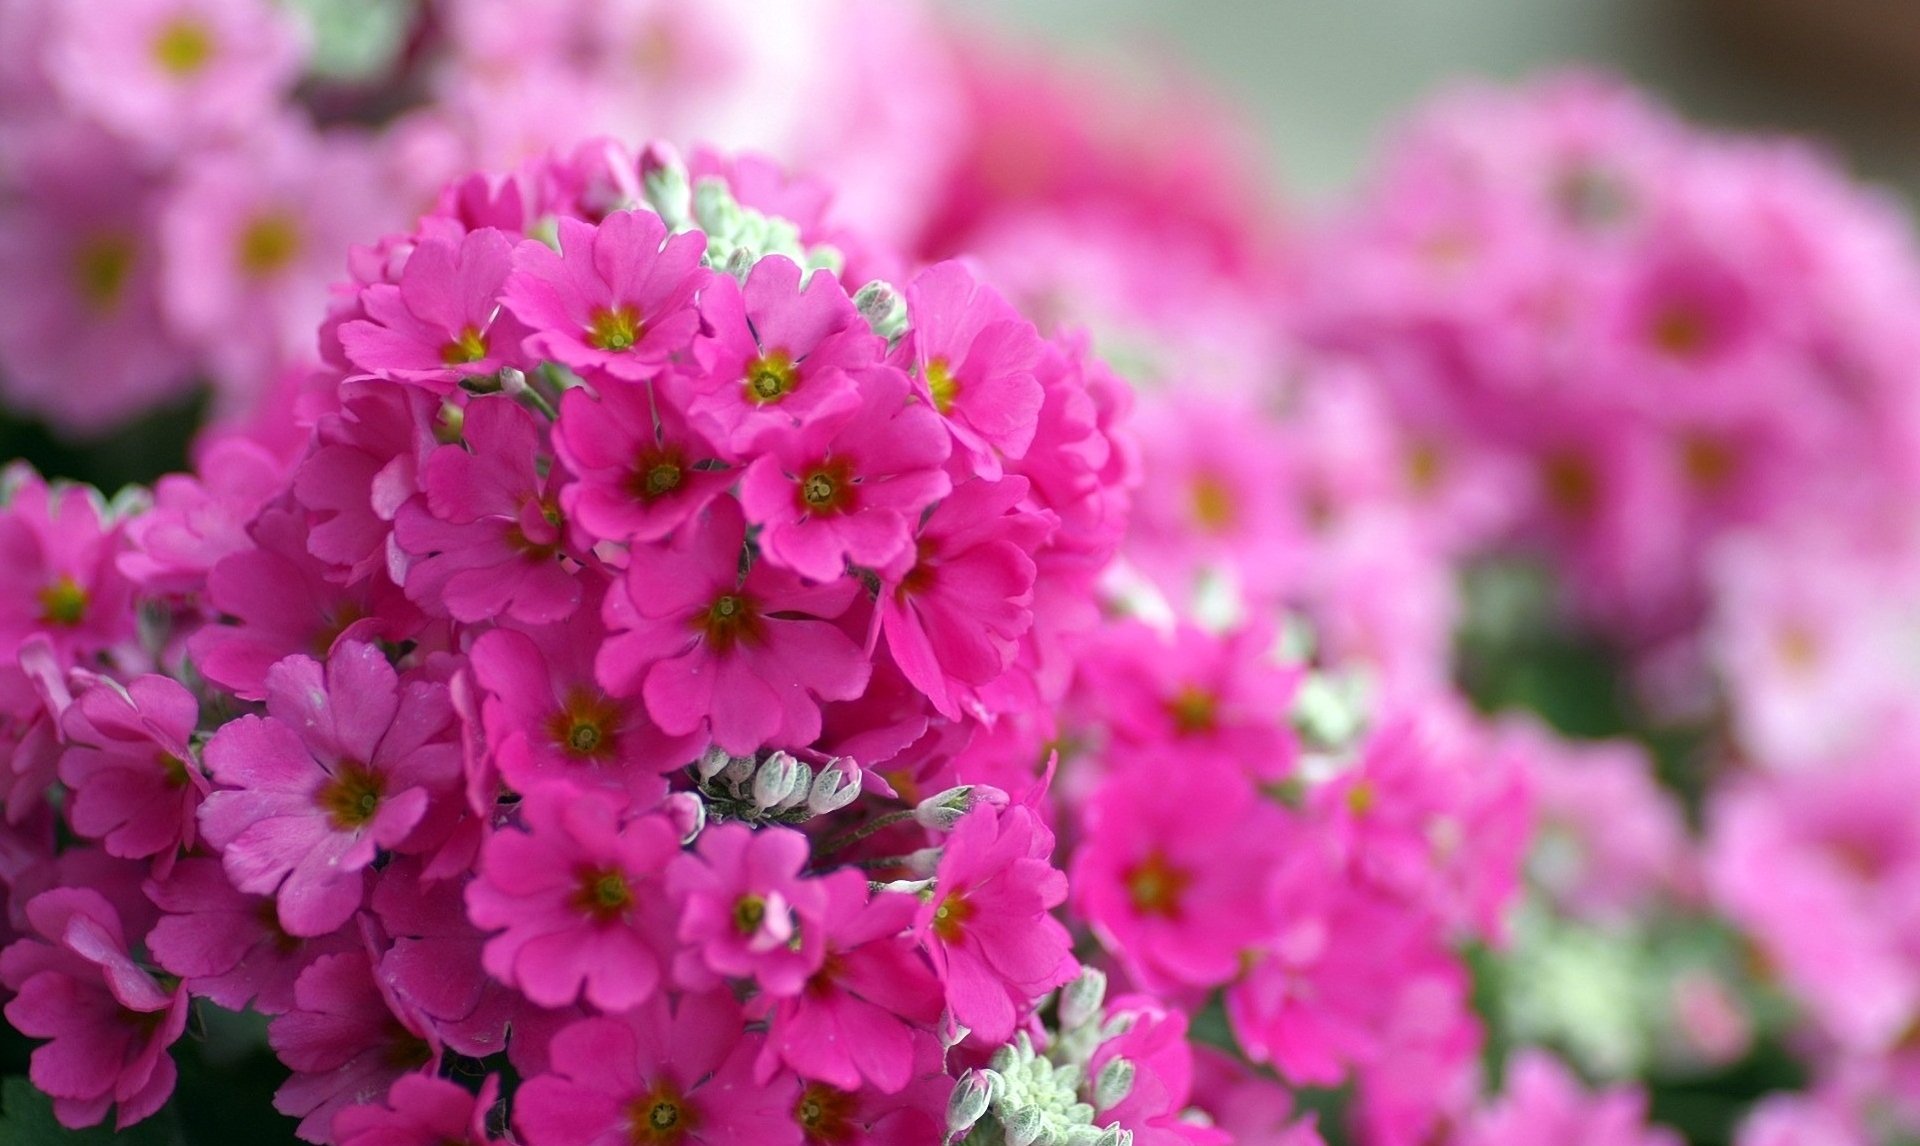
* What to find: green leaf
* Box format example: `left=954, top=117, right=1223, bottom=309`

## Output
left=0, top=1077, right=181, bottom=1146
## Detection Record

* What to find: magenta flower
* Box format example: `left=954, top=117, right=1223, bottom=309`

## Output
left=597, top=499, right=869, bottom=756
left=668, top=823, right=828, bottom=996
left=514, top=990, right=799, bottom=1146
left=900, top=261, right=1045, bottom=468
left=1091, top=998, right=1229, bottom=1146
left=916, top=804, right=1076, bottom=1044
left=56, top=673, right=204, bottom=873
left=0, top=468, right=135, bottom=662
left=334, top=1073, right=501, bottom=1146
left=392, top=396, right=582, bottom=624
left=552, top=379, right=734, bottom=544
left=690, top=254, right=879, bottom=450
left=464, top=789, right=679, bottom=1011
left=738, top=365, right=952, bottom=581
left=340, top=228, right=530, bottom=389
left=270, top=952, right=442, bottom=1144
left=470, top=582, right=700, bottom=810
left=1073, top=754, right=1287, bottom=990
left=878, top=476, right=1044, bottom=720
left=1460, top=1050, right=1681, bottom=1146
left=292, top=380, right=442, bottom=580
left=372, top=859, right=518, bottom=1060
left=198, top=641, right=461, bottom=937
left=754, top=871, right=942, bottom=1096
left=144, top=857, right=354, bottom=1015
left=0, top=888, right=190, bottom=1131
left=119, top=437, right=290, bottom=592
left=188, top=507, right=425, bottom=701
left=501, top=210, right=707, bottom=381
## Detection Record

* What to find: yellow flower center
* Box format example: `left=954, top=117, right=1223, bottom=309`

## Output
left=1190, top=474, right=1235, bottom=532
left=572, top=866, right=634, bottom=923
left=73, top=234, right=137, bottom=311
left=587, top=305, right=643, bottom=351
left=745, top=351, right=798, bottom=404
left=1124, top=851, right=1191, bottom=918
left=440, top=327, right=489, bottom=366
left=37, top=575, right=89, bottom=628
left=924, top=359, right=960, bottom=415
left=317, top=764, right=386, bottom=830
left=152, top=17, right=216, bottom=77
left=237, top=212, right=302, bottom=278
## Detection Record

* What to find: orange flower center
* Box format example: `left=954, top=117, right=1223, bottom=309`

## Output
left=1125, top=851, right=1192, bottom=918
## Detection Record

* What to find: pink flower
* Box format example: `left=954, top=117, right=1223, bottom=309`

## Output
left=598, top=499, right=869, bottom=755
left=199, top=641, right=461, bottom=937
left=739, top=365, right=952, bottom=581
left=689, top=254, right=878, bottom=450
left=339, top=228, right=531, bottom=389
left=501, top=210, right=707, bottom=381
left=552, top=378, right=735, bottom=544
left=56, top=673, right=204, bottom=873
left=334, top=1073, right=501, bottom=1146
left=900, top=261, right=1045, bottom=469
left=292, top=380, right=442, bottom=580
left=917, top=803, right=1076, bottom=1044
left=513, top=990, right=800, bottom=1146
left=0, top=468, right=135, bottom=662
left=144, top=857, right=353, bottom=1014
left=753, top=872, right=941, bottom=1095
left=0, top=888, right=189, bottom=1131
left=878, top=476, right=1045, bottom=721
left=668, top=823, right=827, bottom=996
left=464, top=789, right=679, bottom=1011
left=392, top=396, right=582, bottom=624
left=1075, top=618, right=1301, bottom=778
left=1461, top=1050, right=1681, bottom=1146
left=1072, top=753, right=1286, bottom=990
left=119, top=436, right=291, bottom=592
left=270, top=951, right=441, bottom=1144
left=0, top=130, right=195, bottom=432
left=188, top=507, right=425, bottom=701
left=371, top=859, right=518, bottom=1060
left=470, top=583, right=699, bottom=810
left=49, top=0, right=301, bottom=148
left=1092, top=997, right=1230, bottom=1146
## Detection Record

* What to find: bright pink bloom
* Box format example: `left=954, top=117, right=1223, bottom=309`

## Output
left=1075, top=618, right=1301, bottom=778
left=392, top=396, right=582, bottom=624
left=917, top=803, right=1076, bottom=1043
left=0, top=468, right=135, bottom=662
left=270, top=952, right=441, bottom=1144
left=689, top=254, right=878, bottom=450
left=144, top=857, right=352, bottom=1015
left=739, top=365, right=952, bottom=581
left=1073, top=753, right=1286, bottom=990
left=470, top=585, right=698, bottom=810
left=371, top=860, right=517, bottom=1059
left=188, top=507, right=424, bottom=701
left=501, top=210, right=707, bottom=381
left=514, top=990, right=800, bottom=1146
left=292, top=380, right=441, bottom=580
left=1461, top=1050, right=1682, bottom=1146
left=464, top=790, right=678, bottom=1011
left=0, top=888, right=189, bottom=1131
left=334, top=1073, right=501, bottom=1146
left=119, top=437, right=290, bottom=592
left=49, top=0, right=301, bottom=147
left=339, top=229, right=530, bottom=389
left=199, top=642, right=460, bottom=937
left=900, top=261, right=1045, bottom=468
left=669, top=823, right=827, bottom=996
left=1093, top=997, right=1230, bottom=1146
left=754, top=873, right=941, bottom=1095
left=56, top=674, right=203, bottom=872
left=878, top=476, right=1045, bottom=721
left=552, top=379, right=735, bottom=544
left=598, top=499, right=868, bottom=755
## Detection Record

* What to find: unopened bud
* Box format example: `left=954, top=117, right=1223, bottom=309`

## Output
left=751, top=751, right=805, bottom=811
left=1004, top=1107, right=1047, bottom=1146
left=806, top=757, right=863, bottom=816
left=1059, top=968, right=1107, bottom=1031
left=1092, top=1059, right=1135, bottom=1111
left=913, top=784, right=1008, bottom=832
left=938, top=1009, right=971, bottom=1049
left=723, top=246, right=757, bottom=282
left=717, top=752, right=756, bottom=793
left=946, top=1069, right=992, bottom=1137
left=663, top=791, right=706, bottom=844
left=695, top=744, right=732, bottom=781
left=692, top=178, right=742, bottom=240
left=639, top=142, right=691, bottom=227
left=853, top=279, right=907, bottom=340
